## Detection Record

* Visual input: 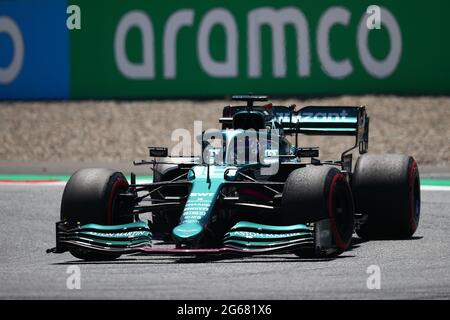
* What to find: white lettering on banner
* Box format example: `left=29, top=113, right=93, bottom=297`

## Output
left=358, top=7, right=401, bottom=78
left=0, top=16, right=24, bottom=84
left=248, top=7, right=310, bottom=78
left=317, top=7, right=353, bottom=79
left=198, top=8, right=238, bottom=77
left=164, top=10, right=194, bottom=79
left=113, top=6, right=402, bottom=80
left=114, top=10, right=154, bottom=79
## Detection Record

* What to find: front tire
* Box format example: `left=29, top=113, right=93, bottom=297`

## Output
left=61, top=168, right=133, bottom=260
left=352, top=154, right=420, bottom=239
left=282, top=166, right=355, bottom=255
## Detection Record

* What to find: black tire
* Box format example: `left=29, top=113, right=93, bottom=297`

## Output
left=282, top=166, right=355, bottom=254
left=61, top=168, right=132, bottom=260
left=352, top=154, right=420, bottom=239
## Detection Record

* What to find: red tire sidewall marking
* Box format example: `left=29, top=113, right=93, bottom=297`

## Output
left=408, top=160, right=418, bottom=233
left=328, top=173, right=351, bottom=251
left=107, top=178, right=129, bottom=225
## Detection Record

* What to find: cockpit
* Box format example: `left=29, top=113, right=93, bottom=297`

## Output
left=202, top=129, right=288, bottom=166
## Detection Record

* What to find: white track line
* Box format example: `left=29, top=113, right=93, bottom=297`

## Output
left=421, top=185, right=450, bottom=192
left=0, top=181, right=67, bottom=186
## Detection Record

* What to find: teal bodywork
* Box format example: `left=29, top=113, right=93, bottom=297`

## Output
left=58, top=221, right=152, bottom=249
left=79, top=222, right=152, bottom=245
left=172, top=128, right=276, bottom=243
left=172, top=165, right=227, bottom=243
left=223, top=221, right=314, bottom=249
left=172, top=126, right=293, bottom=244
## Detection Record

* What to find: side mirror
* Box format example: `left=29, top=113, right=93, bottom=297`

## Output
left=224, top=168, right=238, bottom=181
left=148, top=147, right=168, bottom=157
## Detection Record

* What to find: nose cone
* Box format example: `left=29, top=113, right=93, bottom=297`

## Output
left=172, top=222, right=203, bottom=243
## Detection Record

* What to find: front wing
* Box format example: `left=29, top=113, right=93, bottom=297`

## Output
left=47, top=220, right=336, bottom=258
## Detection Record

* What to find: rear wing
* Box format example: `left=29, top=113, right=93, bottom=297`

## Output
left=221, top=104, right=369, bottom=154
left=275, top=105, right=369, bottom=154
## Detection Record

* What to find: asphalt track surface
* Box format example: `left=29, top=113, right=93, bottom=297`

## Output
left=0, top=183, right=449, bottom=299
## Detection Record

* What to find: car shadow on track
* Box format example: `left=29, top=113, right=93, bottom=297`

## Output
left=352, top=235, right=423, bottom=242
left=50, top=255, right=355, bottom=266
left=49, top=236, right=422, bottom=265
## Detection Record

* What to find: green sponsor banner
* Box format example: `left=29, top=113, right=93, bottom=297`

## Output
left=70, top=0, right=450, bottom=98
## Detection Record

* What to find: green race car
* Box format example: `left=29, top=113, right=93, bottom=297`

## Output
left=48, top=95, right=421, bottom=260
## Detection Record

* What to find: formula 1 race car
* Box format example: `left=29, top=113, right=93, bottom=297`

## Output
left=47, top=95, right=421, bottom=260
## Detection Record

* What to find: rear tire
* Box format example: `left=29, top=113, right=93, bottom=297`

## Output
left=282, top=166, right=355, bottom=255
left=61, top=168, right=133, bottom=260
left=352, top=154, right=420, bottom=239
